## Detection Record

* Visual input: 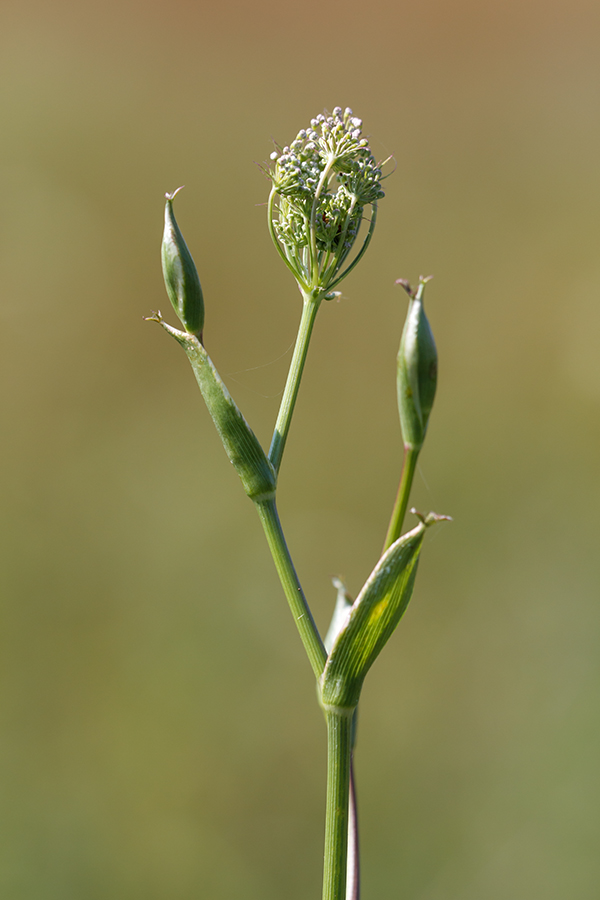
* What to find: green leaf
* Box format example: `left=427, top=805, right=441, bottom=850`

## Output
left=320, top=513, right=448, bottom=710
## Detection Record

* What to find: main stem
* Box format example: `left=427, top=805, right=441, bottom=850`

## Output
left=263, top=282, right=357, bottom=899
left=254, top=497, right=327, bottom=679
left=382, top=445, right=419, bottom=552
left=269, top=292, right=321, bottom=474
left=323, top=709, right=353, bottom=900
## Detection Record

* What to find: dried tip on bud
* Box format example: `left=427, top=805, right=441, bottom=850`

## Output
left=396, top=276, right=438, bottom=451
left=395, top=278, right=412, bottom=296
left=165, top=186, right=185, bottom=202
left=396, top=275, right=434, bottom=299
left=161, top=189, right=205, bottom=340
left=410, top=508, right=452, bottom=527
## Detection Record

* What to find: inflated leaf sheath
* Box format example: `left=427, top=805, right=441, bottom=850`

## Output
left=320, top=522, right=427, bottom=710
left=158, top=322, right=276, bottom=501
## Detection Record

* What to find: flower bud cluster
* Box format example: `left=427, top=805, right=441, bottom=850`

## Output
left=268, top=107, right=386, bottom=291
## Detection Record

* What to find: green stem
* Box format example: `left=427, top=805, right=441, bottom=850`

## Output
left=269, top=293, right=321, bottom=474
left=323, top=709, right=353, bottom=900
left=255, top=497, right=327, bottom=679
left=382, top=445, right=419, bottom=552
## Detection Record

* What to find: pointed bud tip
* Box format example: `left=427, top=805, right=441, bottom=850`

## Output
left=331, top=576, right=353, bottom=602
left=165, top=186, right=185, bottom=202
left=410, top=508, right=452, bottom=527
left=415, top=275, right=434, bottom=302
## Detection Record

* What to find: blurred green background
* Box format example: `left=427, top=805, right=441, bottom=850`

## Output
left=1, top=0, right=599, bottom=897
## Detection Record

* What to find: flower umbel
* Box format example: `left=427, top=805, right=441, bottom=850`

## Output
left=267, top=107, right=387, bottom=294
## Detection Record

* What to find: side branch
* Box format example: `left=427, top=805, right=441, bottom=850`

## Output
left=255, top=496, right=327, bottom=678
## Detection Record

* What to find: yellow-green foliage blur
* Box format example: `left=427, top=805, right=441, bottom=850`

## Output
left=1, top=0, right=599, bottom=897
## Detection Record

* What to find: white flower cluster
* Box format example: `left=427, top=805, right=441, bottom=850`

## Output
left=267, top=108, right=386, bottom=291
left=270, top=107, right=383, bottom=201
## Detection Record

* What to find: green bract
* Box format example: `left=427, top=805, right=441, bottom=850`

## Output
left=396, top=277, right=438, bottom=452
left=161, top=188, right=205, bottom=339
left=267, top=107, right=386, bottom=293
left=324, top=578, right=354, bottom=654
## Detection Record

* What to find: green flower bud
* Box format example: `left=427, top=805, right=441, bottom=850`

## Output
left=161, top=187, right=204, bottom=340
left=396, top=276, right=438, bottom=452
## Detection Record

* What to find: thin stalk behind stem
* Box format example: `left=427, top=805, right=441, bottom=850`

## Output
left=254, top=497, right=326, bottom=679
left=323, top=710, right=353, bottom=900
left=346, top=756, right=360, bottom=900
left=269, top=294, right=321, bottom=474
left=382, top=446, right=419, bottom=552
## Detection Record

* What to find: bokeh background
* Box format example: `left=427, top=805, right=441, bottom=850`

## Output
left=1, top=0, right=599, bottom=897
